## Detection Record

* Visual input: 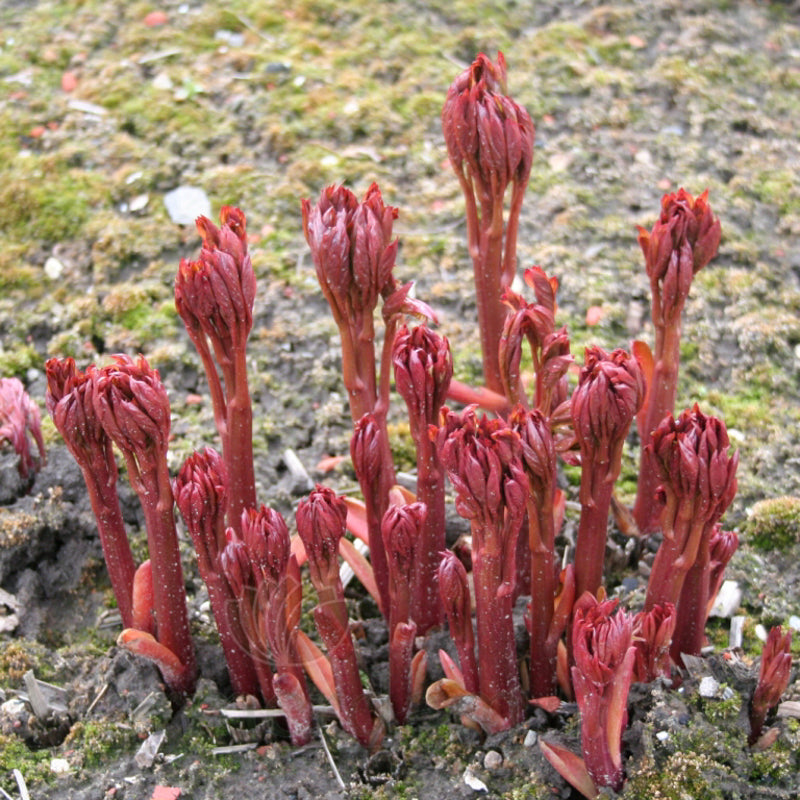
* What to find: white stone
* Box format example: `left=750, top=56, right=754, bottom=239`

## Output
left=789, top=615, right=800, bottom=632
left=129, top=193, right=149, bottom=212
left=164, top=186, right=211, bottom=225
left=44, top=256, right=64, bottom=280
left=463, top=768, right=488, bottom=792
left=755, top=623, right=768, bottom=642
left=656, top=730, right=670, bottom=742
left=709, top=580, right=741, bottom=618
left=483, top=750, right=503, bottom=769
left=50, top=758, right=70, bottom=774
left=152, top=72, right=174, bottom=90
left=698, top=676, right=719, bottom=698
left=523, top=730, right=538, bottom=747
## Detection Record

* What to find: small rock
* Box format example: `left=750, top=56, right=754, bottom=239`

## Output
left=129, top=193, right=149, bottom=212
left=523, top=730, right=537, bottom=747
left=698, top=676, right=719, bottom=698
left=463, top=767, right=488, bottom=792
left=50, top=758, right=70, bottom=774
left=655, top=730, right=670, bottom=742
left=164, top=186, right=211, bottom=225
left=483, top=750, right=503, bottom=769
left=152, top=72, right=174, bottom=91
left=729, top=615, right=745, bottom=649
left=709, top=580, right=741, bottom=618
left=789, top=615, right=800, bottom=632
left=755, top=623, right=768, bottom=642
left=44, top=256, right=64, bottom=280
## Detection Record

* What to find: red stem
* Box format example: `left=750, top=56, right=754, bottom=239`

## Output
left=410, top=434, right=445, bottom=632
left=132, top=458, right=197, bottom=695
left=527, top=500, right=557, bottom=698
left=574, top=469, right=616, bottom=600
left=670, top=532, right=711, bottom=661
left=472, top=522, right=523, bottom=726
left=224, top=345, right=257, bottom=535
left=634, top=319, right=682, bottom=533
left=82, top=467, right=137, bottom=629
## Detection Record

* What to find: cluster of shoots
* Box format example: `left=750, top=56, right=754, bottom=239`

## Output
left=41, top=52, right=794, bottom=796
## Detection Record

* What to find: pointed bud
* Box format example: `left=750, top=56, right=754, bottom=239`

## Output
left=0, top=377, right=44, bottom=480
left=633, top=602, right=676, bottom=682
left=296, top=484, right=347, bottom=588
left=750, top=625, right=792, bottom=745
left=175, top=206, right=255, bottom=363
left=442, top=52, right=535, bottom=197
left=92, top=355, right=171, bottom=458
left=393, top=324, right=453, bottom=435
left=241, top=505, right=291, bottom=589
left=639, top=188, right=721, bottom=324
left=302, top=183, right=399, bottom=324
left=174, top=447, right=228, bottom=569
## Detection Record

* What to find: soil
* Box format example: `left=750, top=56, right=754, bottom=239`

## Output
left=1, top=0, right=800, bottom=798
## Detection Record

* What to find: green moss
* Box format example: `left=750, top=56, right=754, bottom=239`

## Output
left=742, top=496, right=800, bottom=552
left=623, top=751, right=727, bottom=800
left=387, top=421, right=417, bottom=474
left=0, top=734, right=55, bottom=792
left=0, top=640, right=49, bottom=684
left=699, top=685, right=742, bottom=724
left=0, top=159, right=105, bottom=243
left=63, top=721, right=139, bottom=769
left=0, top=343, right=43, bottom=378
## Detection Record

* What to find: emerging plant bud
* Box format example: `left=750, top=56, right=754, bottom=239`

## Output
left=749, top=626, right=793, bottom=746
left=438, top=551, right=478, bottom=694
left=296, top=484, right=347, bottom=591
left=393, top=324, right=453, bottom=439
left=0, top=376, right=46, bottom=481
left=437, top=406, right=527, bottom=725
left=633, top=189, right=722, bottom=533
left=46, top=358, right=136, bottom=629
left=571, top=346, right=646, bottom=598
left=242, top=504, right=292, bottom=590
left=570, top=593, right=637, bottom=793
left=639, top=189, right=721, bottom=325
left=442, top=52, right=534, bottom=202
left=441, top=52, right=536, bottom=395
left=632, top=602, right=676, bottom=683
left=175, top=206, right=256, bottom=367
left=302, top=183, right=398, bottom=330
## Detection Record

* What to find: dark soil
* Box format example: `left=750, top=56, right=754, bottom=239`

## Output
left=2, top=0, right=800, bottom=798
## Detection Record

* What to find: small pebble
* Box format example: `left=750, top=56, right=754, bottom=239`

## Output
left=483, top=750, right=503, bottom=770
left=129, top=193, right=149, bottom=212
left=755, top=623, right=768, bottom=642
left=789, top=615, right=800, bottom=632
left=44, top=256, right=64, bottom=279
left=729, top=615, right=745, bottom=649
left=698, top=676, right=719, bottom=698
left=523, top=730, right=538, bottom=747
left=164, top=186, right=211, bottom=225
left=463, top=768, right=488, bottom=792
left=655, top=730, right=670, bottom=742
left=50, top=758, right=70, bottom=774
left=709, top=580, right=741, bottom=618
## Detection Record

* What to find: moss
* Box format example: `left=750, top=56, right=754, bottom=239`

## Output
left=387, top=421, right=417, bottom=474
left=742, top=496, right=800, bottom=552
left=62, top=721, right=139, bottom=769
left=699, top=685, right=742, bottom=724
left=0, top=640, right=50, bottom=684
left=0, top=343, right=43, bottom=378
left=623, top=752, right=725, bottom=800
left=0, top=734, right=55, bottom=792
